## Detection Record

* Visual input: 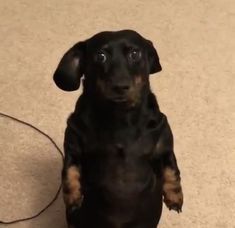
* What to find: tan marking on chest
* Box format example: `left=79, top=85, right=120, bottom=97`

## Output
left=134, top=76, right=142, bottom=85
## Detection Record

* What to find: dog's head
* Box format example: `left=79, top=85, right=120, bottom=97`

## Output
left=53, top=30, right=161, bottom=105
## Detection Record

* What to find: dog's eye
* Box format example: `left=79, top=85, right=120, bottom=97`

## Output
left=96, top=51, right=107, bottom=63
left=128, top=50, right=142, bottom=62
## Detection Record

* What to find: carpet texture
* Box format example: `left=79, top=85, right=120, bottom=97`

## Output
left=0, top=0, right=234, bottom=227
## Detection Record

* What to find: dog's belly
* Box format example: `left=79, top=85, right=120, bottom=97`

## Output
left=80, top=158, right=162, bottom=228
left=83, top=155, right=155, bottom=194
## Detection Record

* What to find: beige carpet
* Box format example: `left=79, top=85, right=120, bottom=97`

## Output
left=0, top=0, right=234, bottom=227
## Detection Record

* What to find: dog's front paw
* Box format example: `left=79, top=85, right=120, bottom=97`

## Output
left=163, top=190, right=183, bottom=213
left=163, top=167, right=183, bottom=213
left=63, top=166, right=83, bottom=207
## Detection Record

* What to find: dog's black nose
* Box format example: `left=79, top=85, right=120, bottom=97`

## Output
left=112, top=84, right=130, bottom=93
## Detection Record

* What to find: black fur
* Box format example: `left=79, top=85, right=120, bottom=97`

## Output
left=53, top=30, right=182, bottom=228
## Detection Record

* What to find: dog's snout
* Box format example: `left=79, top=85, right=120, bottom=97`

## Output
left=112, top=83, right=130, bottom=93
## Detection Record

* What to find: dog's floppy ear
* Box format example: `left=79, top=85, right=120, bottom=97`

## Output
left=145, top=40, right=162, bottom=74
left=53, top=42, right=86, bottom=91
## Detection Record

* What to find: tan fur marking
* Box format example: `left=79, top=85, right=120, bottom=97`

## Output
left=63, top=166, right=82, bottom=206
left=165, top=190, right=183, bottom=203
left=163, top=167, right=183, bottom=210
left=128, top=76, right=144, bottom=106
left=134, top=76, right=142, bottom=85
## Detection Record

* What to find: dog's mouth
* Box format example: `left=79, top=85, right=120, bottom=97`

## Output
left=110, top=96, right=128, bottom=103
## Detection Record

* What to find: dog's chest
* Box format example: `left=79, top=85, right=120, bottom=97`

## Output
left=85, top=124, right=157, bottom=159
left=82, top=125, right=158, bottom=189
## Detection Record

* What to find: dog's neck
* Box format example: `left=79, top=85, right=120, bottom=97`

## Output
left=83, top=88, right=157, bottom=129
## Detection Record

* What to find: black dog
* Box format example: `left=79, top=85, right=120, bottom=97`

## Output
left=53, top=30, right=183, bottom=228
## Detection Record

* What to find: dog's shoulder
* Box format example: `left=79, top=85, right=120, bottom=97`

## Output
left=143, top=92, right=162, bottom=121
left=139, top=92, right=168, bottom=137
left=66, top=95, right=91, bottom=135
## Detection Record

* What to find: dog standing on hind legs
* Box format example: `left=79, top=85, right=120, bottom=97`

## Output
left=53, top=30, right=183, bottom=228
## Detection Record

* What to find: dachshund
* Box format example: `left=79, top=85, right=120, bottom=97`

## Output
left=53, top=30, right=183, bottom=228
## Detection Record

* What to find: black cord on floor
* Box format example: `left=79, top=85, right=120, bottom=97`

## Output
left=0, top=112, right=64, bottom=225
